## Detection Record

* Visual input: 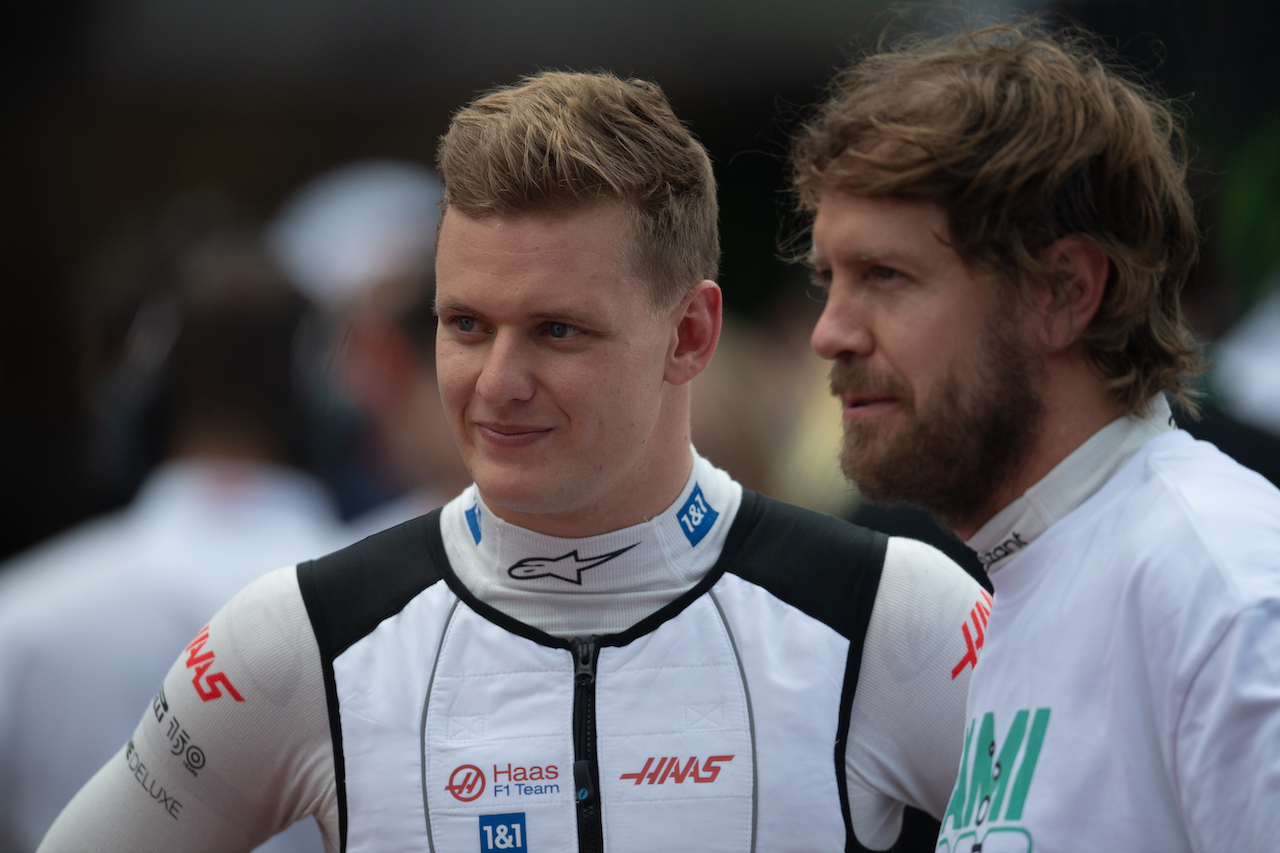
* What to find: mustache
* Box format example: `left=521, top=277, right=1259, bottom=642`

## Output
left=829, top=360, right=912, bottom=401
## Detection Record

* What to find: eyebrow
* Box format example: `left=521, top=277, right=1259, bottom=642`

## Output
left=854, top=246, right=902, bottom=264
left=808, top=243, right=904, bottom=268
left=434, top=299, right=600, bottom=330
left=527, top=310, right=601, bottom=328
left=433, top=297, right=476, bottom=317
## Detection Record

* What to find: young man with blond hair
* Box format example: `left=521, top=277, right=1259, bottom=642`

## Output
left=794, top=24, right=1280, bottom=851
left=41, top=72, right=983, bottom=852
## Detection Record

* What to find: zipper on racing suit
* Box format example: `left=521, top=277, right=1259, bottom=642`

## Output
left=570, top=636, right=603, bottom=853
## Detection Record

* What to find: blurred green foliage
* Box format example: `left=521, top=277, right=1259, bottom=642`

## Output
left=1221, top=112, right=1280, bottom=311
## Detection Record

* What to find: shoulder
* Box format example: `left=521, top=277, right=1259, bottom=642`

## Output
left=880, top=537, right=985, bottom=621
left=871, top=538, right=988, bottom=680
left=842, top=537, right=984, bottom=834
left=1046, top=433, right=1280, bottom=680
left=1144, top=432, right=1280, bottom=541
left=297, top=510, right=448, bottom=660
left=717, top=491, right=888, bottom=640
left=1110, top=432, right=1280, bottom=602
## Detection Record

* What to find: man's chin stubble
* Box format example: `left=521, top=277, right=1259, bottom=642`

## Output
left=839, top=348, right=1042, bottom=534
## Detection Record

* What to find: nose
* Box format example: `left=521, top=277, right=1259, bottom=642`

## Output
left=811, top=289, right=873, bottom=362
left=474, top=329, right=537, bottom=406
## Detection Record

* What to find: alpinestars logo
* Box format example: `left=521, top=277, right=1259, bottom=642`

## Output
left=507, top=543, right=638, bottom=584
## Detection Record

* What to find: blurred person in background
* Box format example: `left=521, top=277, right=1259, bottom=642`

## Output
left=795, top=23, right=1280, bottom=850
left=0, top=204, right=348, bottom=853
left=269, top=161, right=471, bottom=537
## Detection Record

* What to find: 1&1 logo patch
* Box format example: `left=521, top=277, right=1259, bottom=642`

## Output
left=479, top=812, right=527, bottom=851
left=676, top=484, right=718, bottom=547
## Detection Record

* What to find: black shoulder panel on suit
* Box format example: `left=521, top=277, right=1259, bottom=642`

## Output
left=295, top=511, right=445, bottom=853
left=724, top=490, right=888, bottom=641
left=297, top=510, right=445, bottom=660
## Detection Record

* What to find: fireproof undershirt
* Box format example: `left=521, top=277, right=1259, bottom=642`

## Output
left=966, top=395, right=1176, bottom=572
left=38, top=453, right=985, bottom=853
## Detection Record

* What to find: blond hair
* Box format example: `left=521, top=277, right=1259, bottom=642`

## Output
left=437, top=70, right=718, bottom=310
left=791, top=24, right=1202, bottom=414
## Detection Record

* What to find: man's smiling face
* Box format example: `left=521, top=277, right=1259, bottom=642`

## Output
left=435, top=202, right=682, bottom=533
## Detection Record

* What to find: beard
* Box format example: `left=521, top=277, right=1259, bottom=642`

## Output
left=832, top=317, right=1043, bottom=532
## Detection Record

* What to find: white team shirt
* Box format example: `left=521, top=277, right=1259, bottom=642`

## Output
left=939, top=399, right=1280, bottom=852
left=39, top=454, right=985, bottom=852
left=0, top=461, right=351, bottom=853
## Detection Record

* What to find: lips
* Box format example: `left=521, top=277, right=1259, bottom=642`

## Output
left=477, top=422, right=550, bottom=436
left=475, top=421, right=554, bottom=447
left=840, top=394, right=897, bottom=409
left=836, top=393, right=901, bottom=423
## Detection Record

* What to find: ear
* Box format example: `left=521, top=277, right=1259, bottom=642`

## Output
left=663, top=280, right=722, bottom=386
left=1036, top=235, right=1110, bottom=351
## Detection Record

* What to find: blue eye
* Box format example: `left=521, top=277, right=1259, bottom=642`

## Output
left=548, top=322, right=570, bottom=338
left=456, top=317, right=476, bottom=333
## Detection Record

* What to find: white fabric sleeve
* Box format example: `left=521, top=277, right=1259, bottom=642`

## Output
left=1175, top=600, right=1280, bottom=852
left=844, top=536, right=987, bottom=850
left=37, top=566, right=338, bottom=853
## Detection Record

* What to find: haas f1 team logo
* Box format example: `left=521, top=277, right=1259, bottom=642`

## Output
left=621, top=755, right=733, bottom=785
left=184, top=626, right=244, bottom=702
left=952, top=591, right=994, bottom=680
left=446, top=765, right=486, bottom=802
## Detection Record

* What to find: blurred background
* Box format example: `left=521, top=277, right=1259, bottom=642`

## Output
left=3, top=0, right=1278, bottom=559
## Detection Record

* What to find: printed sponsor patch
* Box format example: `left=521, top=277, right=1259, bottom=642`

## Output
left=448, top=763, right=562, bottom=802
left=466, top=500, right=483, bottom=545
left=952, top=590, right=994, bottom=680
left=447, top=764, right=486, bottom=802
left=490, top=763, right=560, bottom=799
left=675, top=483, right=718, bottom=547
left=507, top=543, right=638, bottom=584
left=125, top=740, right=183, bottom=820
left=620, top=755, right=733, bottom=785
left=479, top=812, right=527, bottom=851
left=978, top=532, right=1029, bottom=569
left=151, top=685, right=207, bottom=776
left=184, top=626, right=244, bottom=702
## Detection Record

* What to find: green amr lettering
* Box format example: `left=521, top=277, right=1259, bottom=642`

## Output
left=964, top=710, right=1026, bottom=826
left=1006, top=708, right=1050, bottom=820
left=945, top=708, right=1050, bottom=830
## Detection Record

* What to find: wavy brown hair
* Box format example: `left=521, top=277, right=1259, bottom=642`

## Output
left=791, top=24, right=1202, bottom=415
left=437, top=70, right=718, bottom=311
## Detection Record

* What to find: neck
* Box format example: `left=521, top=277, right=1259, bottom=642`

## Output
left=953, top=349, right=1123, bottom=540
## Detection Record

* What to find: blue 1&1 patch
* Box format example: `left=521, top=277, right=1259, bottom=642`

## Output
left=479, top=812, right=527, bottom=851
left=465, top=500, right=483, bottom=545
left=676, top=483, right=718, bottom=547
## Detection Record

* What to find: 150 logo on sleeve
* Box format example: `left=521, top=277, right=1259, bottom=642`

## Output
left=479, top=812, right=527, bottom=851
